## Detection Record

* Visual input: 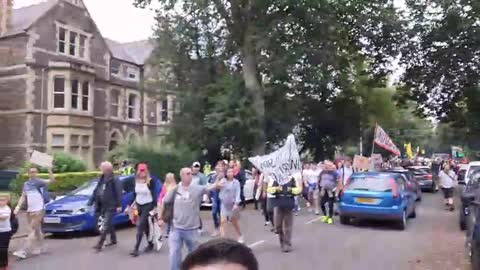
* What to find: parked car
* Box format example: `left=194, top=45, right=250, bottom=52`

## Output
left=407, top=166, right=435, bottom=192
left=42, top=175, right=162, bottom=234
left=465, top=162, right=480, bottom=185
left=339, top=172, right=417, bottom=230
left=383, top=168, right=422, bottom=202
left=461, top=178, right=480, bottom=269
left=202, top=170, right=256, bottom=207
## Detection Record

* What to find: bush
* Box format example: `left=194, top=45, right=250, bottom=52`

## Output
left=21, top=152, right=87, bottom=174
left=108, top=139, right=198, bottom=181
left=10, top=171, right=102, bottom=196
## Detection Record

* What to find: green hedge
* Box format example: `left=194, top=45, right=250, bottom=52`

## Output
left=10, top=171, right=103, bottom=196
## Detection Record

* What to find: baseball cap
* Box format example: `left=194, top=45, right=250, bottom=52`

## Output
left=192, top=161, right=201, bottom=168
left=137, top=163, right=148, bottom=172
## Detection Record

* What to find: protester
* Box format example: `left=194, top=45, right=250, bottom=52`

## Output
left=337, top=158, right=353, bottom=191
left=439, top=164, right=457, bottom=211
left=158, top=173, right=177, bottom=239
left=13, top=166, right=55, bottom=259
left=120, top=160, right=135, bottom=176
left=319, top=161, right=339, bottom=225
left=233, top=161, right=247, bottom=208
left=159, top=167, right=219, bottom=270
left=303, top=163, right=320, bottom=215
left=267, top=172, right=302, bottom=252
left=252, top=168, right=262, bottom=210
left=128, top=163, right=159, bottom=257
left=263, top=174, right=276, bottom=231
left=88, top=161, right=123, bottom=252
left=0, top=194, right=12, bottom=269
left=192, top=162, right=208, bottom=234
left=218, top=168, right=243, bottom=243
left=180, top=238, right=258, bottom=270
left=208, top=162, right=225, bottom=237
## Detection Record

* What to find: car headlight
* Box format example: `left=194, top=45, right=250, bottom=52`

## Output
left=72, top=206, right=92, bottom=215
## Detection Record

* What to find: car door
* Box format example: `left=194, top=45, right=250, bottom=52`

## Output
left=397, top=176, right=414, bottom=214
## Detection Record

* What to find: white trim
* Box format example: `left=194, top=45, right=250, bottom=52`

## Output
left=126, top=89, right=141, bottom=122
left=55, top=21, right=92, bottom=62
left=0, top=74, right=28, bottom=81
left=0, top=64, right=27, bottom=71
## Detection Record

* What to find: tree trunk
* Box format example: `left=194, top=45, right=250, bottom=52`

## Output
left=241, top=41, right=265, bottom=155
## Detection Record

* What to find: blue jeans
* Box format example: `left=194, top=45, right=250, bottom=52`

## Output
left=211, top=191, right=221, bottom=229
left=169, top=228, right=199, bottom=270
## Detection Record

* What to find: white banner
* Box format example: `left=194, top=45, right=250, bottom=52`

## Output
left=248, top=135, right=301, bottom=185
left=30, top=150, right=53, bottom=168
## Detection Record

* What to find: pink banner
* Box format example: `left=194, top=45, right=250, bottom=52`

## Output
left=374, top=124, right=401, bottom=156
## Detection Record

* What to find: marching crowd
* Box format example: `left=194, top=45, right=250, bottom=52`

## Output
left=0, top=154, right=461, bottom=270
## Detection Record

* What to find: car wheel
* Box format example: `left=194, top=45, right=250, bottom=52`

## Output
left=471, top=242, right=480, bottom=270
left=460, top=209, right=467, bottom=231
left=409, top=206, right=417, bottom=218
left=398, top=210, right=407, bottom=230
left=94, top=215, right=105, bottom=235
left=340, top=216, right=350, bottom=225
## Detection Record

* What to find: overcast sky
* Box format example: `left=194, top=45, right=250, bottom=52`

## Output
left=13, top=0, right=156, bottom=42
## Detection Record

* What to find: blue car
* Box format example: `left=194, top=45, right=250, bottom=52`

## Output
left=42, top=175, right=162, bottom=234
left=339, top=172, right=417, bottom=230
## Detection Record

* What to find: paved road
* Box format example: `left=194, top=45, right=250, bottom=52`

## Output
left=10, top=193, right=470, bottom=270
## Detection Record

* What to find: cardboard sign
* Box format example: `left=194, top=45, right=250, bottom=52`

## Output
left=248, top=135, right=301, bottom=185
left=30, top=150, right=53, bottom=168
left=369, top=154, right=383, bottom=170
left=353, top=155, right=370, bottom=171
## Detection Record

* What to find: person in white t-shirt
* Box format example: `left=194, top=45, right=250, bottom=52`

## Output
left=439, top=164, right=457, bottom=211
left=303, top=163, right=321, bottom=215
left=0, top=194, right=12, bottom=269
left=14, top=166, right=55, bottom=259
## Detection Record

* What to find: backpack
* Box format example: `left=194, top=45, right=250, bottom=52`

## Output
left=10, top=210, right=18, bottom=235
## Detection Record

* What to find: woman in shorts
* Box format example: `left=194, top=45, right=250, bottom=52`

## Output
left=218, top=168, right=243, bottom=243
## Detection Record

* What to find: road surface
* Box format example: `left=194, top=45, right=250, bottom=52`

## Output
left=10, top=193, right=470, bottom=270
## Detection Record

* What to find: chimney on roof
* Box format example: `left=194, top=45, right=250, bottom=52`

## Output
left=0, top=0, right=13, bottom=36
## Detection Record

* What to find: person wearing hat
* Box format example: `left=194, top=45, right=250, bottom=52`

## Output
left=128, top=163, right=160, bottom=257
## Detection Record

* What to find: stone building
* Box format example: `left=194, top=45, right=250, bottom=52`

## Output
left=0, top=0, right=175, bottom=169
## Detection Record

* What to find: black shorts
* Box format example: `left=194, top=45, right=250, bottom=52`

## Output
left=442, top=187, right=454, bottom=199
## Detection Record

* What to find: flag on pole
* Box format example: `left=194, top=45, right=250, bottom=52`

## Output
left=374, top=124, right=401, bottom=156
left=406, top=143, right=414, bottom=159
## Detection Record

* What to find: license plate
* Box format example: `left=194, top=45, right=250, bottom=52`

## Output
left=43, top=217, right=61, bottom=224
left=356, top=198, right=376, bottom=204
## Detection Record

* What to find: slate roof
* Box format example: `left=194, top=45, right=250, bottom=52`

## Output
left=5, top=0, right=154, bottom=65
left=5, top=0, right=57, bottom=37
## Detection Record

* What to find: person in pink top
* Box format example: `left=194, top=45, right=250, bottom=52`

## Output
left=158, top=173, right=177, bottom=239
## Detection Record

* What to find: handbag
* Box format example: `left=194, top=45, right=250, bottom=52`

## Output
left=161, top=187, right=178, bottom=223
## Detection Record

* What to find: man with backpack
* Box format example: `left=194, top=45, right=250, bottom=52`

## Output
left=89, top=161, right=123, bottom=252
left=13, top=166, right=55, bottom=259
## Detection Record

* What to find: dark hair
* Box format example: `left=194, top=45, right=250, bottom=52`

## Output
left=181, top=238, right=258, bottom=270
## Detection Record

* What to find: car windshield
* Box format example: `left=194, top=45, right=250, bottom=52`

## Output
left=69, top=181, right=98, bottom=196
left=347, top=177, right=393, bottom=192
left=468, top=166, right=480, bottom=180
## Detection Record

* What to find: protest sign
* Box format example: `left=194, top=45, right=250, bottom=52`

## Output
left=353, top=155, right=370, bottom=171
left=369, top=153, right=383, bottom=170
left=248, top=134, right=301, bottom=185
left=30, top=150, right=54, bottom=168
left=374, top=124, right=401, bottom=156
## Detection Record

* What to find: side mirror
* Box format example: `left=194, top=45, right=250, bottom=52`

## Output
left=462, top=193, right=476, bottom=205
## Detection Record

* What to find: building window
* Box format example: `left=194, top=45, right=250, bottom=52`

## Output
left=127, top=67, right=137, bottom=79
left=58, top=27, right=66, bottom=53
left=70, top=134, right=80, bottom=153
left=69, top=32, right=77, bottom=56
left=53, top=77, right=65, bottom=108
left=109, top=131, right=121, bottom=151
left=127, top=94, right=139, bottom=120
left=111, top=89, right=120, bottom=118
left=51, top=134, right=65, bottom=152
left=71, top=80, right=79, bottom=109
left=161, top=100, right=168, bottom=122
left=82, top=82, right=89, bottom=111
left=79, top=35, right=87, bottom=58
left=57, top=26, right=89, bottom=59
left=69, top=134, right=90, bottom=161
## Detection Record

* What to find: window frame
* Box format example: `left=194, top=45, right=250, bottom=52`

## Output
left=110, top=89, right=121, bottom=118
left=56, top=22, right=91, bottom=60
left=53, top=76, right=66, bottom=109
left=127, top=92, right=140, bottom=121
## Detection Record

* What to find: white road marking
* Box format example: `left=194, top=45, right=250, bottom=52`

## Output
left=248, top=240, right=266, bottom=248
left=305, top=216, right=322, bottom=224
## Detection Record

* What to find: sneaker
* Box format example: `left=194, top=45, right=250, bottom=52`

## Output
left=144, top=242, right=154, bottom=253
left=327, top=218, right=334, bottom=225
left=321, top=216, right=328, bottom=223
left=294, top=211, right=299, bottom=216
left=130, top=250, right=139, bottom=257
left=155, top=240, right=163, bottom=252
left=105, top=242, right=117, bottom=247
left=264, top=221, right=271, bottom=226
left=13, top=251, right=27, bottom=259
left=211, top=230, right=220, bottom=237
left=31, top=249, right=43, bottom=256
left=198, top=228, right=204, bottom=235
left=315, top=211, right=320, bottom=216
left=237, top=236, right=244, bottom=244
